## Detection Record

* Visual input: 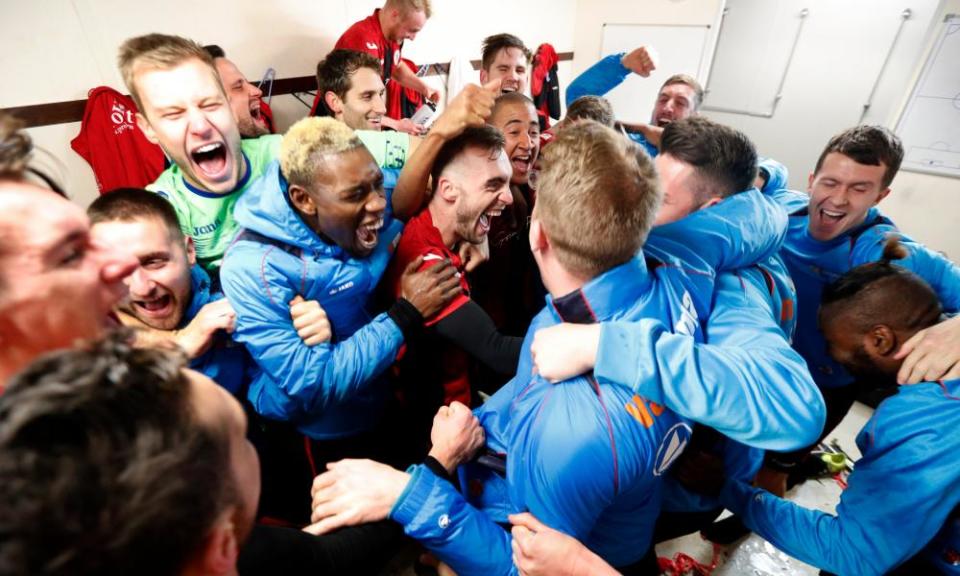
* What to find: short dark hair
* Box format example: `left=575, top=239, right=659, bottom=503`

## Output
left=202, top=44, right=226, bottom=59
left=566, top=96, right=615, bottom=127
left=0, top=111, right=66, bottom=197
left=660, top=116, right=758, bottom=200
left=430, top=125, right=506, bottom=191
left=0, top=335, right=236, bottom=576
left=88, top=188, right=183, bottom=240
left=481, top=33, right=531, bottom=71
left=815, top=125, right=904, bottom=189
left=490, top=91, right=536, bottom=121
left=661, top=74, right=704, bottom=111
left=820, top=237, right=941, bottom=334
left=316, top=49, right=383, bottom=103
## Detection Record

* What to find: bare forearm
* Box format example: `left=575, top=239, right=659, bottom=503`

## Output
left=393, top=132, right=448, bottom=220
left=394, top=64, right=429, bottom=94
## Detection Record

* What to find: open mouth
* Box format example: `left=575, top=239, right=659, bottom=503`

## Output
left=511, top=153, right=532, bottom=175
left=356, top=216, right=385, bottom=250
left=191, top=142, right=229, bottom=179
left=478, top=206, right=503, bottom=236
left=819, top=207, right=846, bottom=225
left=367, top=115, right=382, bottom=129
left=132, top=294, right=174, bottom=319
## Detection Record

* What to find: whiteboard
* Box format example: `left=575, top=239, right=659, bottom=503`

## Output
left=895, top=14, right=960, bottom=178
left=599, top=24, right=713, bottom=124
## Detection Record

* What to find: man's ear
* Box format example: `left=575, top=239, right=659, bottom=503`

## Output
left=436, top=176, right=459, bottom=203
left=864, top=324, right=898, bottom=357
left=288, top=184, right=317, bottom=216
left=699, top=196, right=722, bottom=210
left=876, top=186, right=891, bottom=205
left=479, top=69, right=489, bottom=84
left=194, top=511, right=239, bottom=576
left=184, top=235, right=197, bottom=266
left=136, top=112, right=159, bottom=145
left=807, top=171, right=816, bottom=193
left=528, top=216, right=549, bottom=254
left=324, top=91, right=343, bottom=117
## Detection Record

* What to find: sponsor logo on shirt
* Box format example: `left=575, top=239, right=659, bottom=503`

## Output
left=330, top=280, right=355, bottom=296
left=675, top=291, right=699, bottom=336
left=653, top=423, right=692, bottom=477
left=110, top=100, right=136, bottom=135
left=193, top=218, right=221, bottom=236
left=366, top=41, right=378, bottom=50
left=625, top=394, right=664, bottom=428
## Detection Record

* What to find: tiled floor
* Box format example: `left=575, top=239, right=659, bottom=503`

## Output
left=655, top=401, right=874, bottom=575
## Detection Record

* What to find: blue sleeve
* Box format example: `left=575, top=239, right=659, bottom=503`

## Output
left=758, top=156, right=789, bottom=193
left=392, top=399, right=620, bottom=576
left=220, top=248, right=404, bottom=420
left=391, top=465, right=519, bottom=576
left=721, top=430, right=959, bottom=576
left=594, top=272, right=825, bottom=451
left=646, top=189, right=788, bottom=274
left=853, top=230, right=960, bottom=313
left=565, top=53, right=631, bottom=106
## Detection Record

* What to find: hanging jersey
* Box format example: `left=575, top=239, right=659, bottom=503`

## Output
left=70, top=86, right=165, bottom=193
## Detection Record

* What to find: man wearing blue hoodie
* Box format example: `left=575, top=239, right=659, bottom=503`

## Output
left=718, top=242, right=960, bottom=576
left=565, top=45, right=702, bottom=157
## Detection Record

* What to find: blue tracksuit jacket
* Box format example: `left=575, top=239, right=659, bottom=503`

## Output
left=181, top=264, right=252, bottom=396
left=389, top=255, right=712, bottom=575
left=722, top=378, right=960, bottom=575
left=768, top=185, right=960, bottom=389
left=220, top=160, right=405, bottom=439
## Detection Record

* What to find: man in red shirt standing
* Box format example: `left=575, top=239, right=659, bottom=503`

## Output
left=383, top=125, right=522, bottom=450
left=335, top=0, right=439, bottom=135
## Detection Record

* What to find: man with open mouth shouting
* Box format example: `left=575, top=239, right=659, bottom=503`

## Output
left=382, top=124, right=523, bottom=452
left=119, top=33, right=282, bottom=276
left=565, top=44, right=703, bottom=158
left=479, top=33, right=531, bottom=97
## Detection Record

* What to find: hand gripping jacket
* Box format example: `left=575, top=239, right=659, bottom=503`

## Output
left=389, top=255, right=708, bottom=575
left=180, top=264, right=253, bottom=397
left=220, top=160, right=405, bottom=439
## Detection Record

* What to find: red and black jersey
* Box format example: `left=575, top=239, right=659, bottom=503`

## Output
left=335, top=9, right=404, bottom=120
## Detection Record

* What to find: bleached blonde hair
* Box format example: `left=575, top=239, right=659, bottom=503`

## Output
left=280, top=117, right=364, bottom=187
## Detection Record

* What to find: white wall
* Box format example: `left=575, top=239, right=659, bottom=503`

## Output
left=2, top=0, right=577, bottom=208
left=698, top=0, right=957, bottom=257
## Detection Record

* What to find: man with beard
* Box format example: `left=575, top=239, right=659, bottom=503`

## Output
left=88, top=188, right=331, bottom=397
left=382, top=125, right=523, bottom=448
left=471, top=92, right=544, bottom=341
left=204, top=44, right=271, bottom=138
left=566, top=45, right=700, bottom=157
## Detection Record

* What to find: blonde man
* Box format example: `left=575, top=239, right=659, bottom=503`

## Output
left=118, top=33, right=282, bottom=274
left=335, top=0, right=438, bottom=134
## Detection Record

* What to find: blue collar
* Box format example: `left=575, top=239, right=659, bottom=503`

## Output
left=548, top=256, right=651, bottom=323
left=179, top=265, right=217, bottom=328
left=182, top=152, right=252, bottom=199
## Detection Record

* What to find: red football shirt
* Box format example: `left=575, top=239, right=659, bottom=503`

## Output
left=335, top=9, right=404, bottom=120
left=383, top=209, right=472, bottom=405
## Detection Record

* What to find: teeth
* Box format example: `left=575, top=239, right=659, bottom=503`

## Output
left=822, top=209, right=844, bottom=218
left=195, top=143, right=221, bottom=154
